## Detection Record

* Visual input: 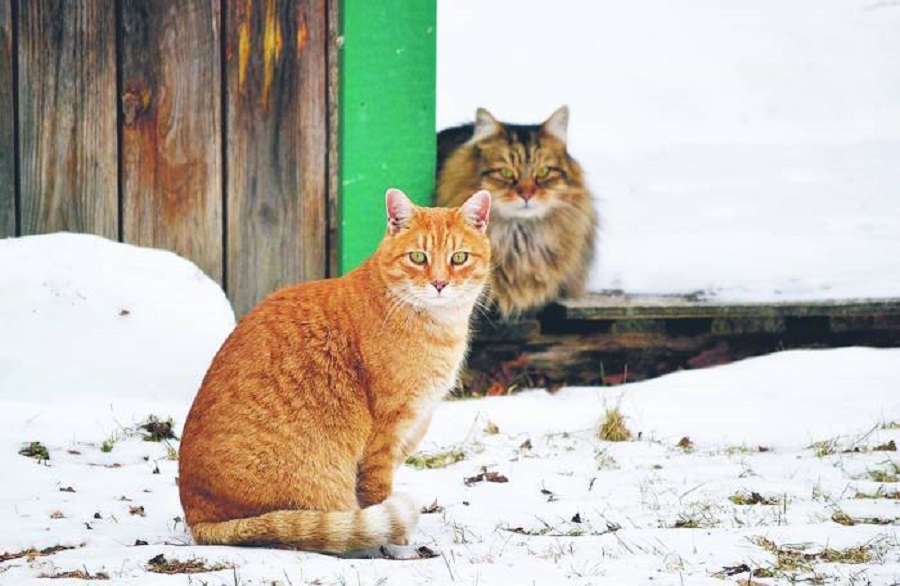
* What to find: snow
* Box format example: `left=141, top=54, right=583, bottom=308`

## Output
left=0, top=233, right=235, bottom=443
left=437, top=0, right=900, bottom=301
left=2, top=234, right=899, bottom=584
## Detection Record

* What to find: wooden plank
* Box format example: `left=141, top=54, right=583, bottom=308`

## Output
left=339, top=0, right=436, bottom=272
left=325, top=0, right=340, bottom=277
left=464, top=311, right=900, bottom=394
left=559, top=293, right=900, bottom=321
left=0, top=0, right=14, bottom=237
left=120, top=0, right=223, bottom=283
left=226, top=0, right=328, bottom=315
left=17, top=0, right=117, bottom=238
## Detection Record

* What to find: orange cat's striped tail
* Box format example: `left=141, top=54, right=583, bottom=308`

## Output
left=189, top=493, right=419, bottom=553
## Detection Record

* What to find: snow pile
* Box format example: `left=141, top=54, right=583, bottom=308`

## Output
left=425, top=347, right=900, bottom=450
left=1, top=234, right=899, bottom=584
left=0, top=233, right=235, bottom=444
left=438, top=0, right=900, bottom=301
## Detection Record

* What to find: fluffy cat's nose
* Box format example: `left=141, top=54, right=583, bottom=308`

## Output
left=432, top=280, right=449, bottom=293
left=516, top=183, right=536, bottom=201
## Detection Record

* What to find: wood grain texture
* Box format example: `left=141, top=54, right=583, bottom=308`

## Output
left=325, top=0, right=340, bottom=277
left=121, top=0, right=223, bottom=283
left=17, top=0, right=117, bottom=238
left=226, top=0, right=327, bottom=315
left=0, top=0, right=14, bottom=237
left=463, top=299, right=900, bottom=392
left=559, top=293, right=900, bottom=320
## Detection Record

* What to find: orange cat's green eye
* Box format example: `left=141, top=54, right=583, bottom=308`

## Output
left=409, top=251, right=427, bottom=265
left=500, top=168, right=515, bottom=180
left=535, top=166, right=550, bottom=179
left=450, top=251, right=469, bottom=265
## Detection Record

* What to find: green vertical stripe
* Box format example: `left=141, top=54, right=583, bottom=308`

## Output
left=339, top=0, right=437, bottom=273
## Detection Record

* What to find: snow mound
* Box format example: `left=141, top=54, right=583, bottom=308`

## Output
left=0, top=233, right=234, bottom=443
left=426, top=347, right=900, bottom=449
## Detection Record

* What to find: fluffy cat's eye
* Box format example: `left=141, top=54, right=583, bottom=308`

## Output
left=535, top=166, right=550, bottom=179
left=450, top=251, right=469, bottom=265
left=409, top=251, right=427, bottom=265
left=499, top=168, right=516, bottom=180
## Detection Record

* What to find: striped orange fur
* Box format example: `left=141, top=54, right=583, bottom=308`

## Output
left=178, top=189, right=492, bottom=553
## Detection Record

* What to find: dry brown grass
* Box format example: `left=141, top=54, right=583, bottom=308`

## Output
left=39, top=569, right=109, bottom=580
left=405, top=448, right=466, bottom=469
left=0, top=544, right=79, bottom=563
left=597, top=407, right=632, bottom=442
left=729, top=491, right=779, bottom=506
left=751, top=536, right=873, bottom=575
left=145, top=554, right=232, bottom=575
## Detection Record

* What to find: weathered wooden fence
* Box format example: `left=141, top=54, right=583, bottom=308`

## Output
left=0, top=0, right=339, bottom=315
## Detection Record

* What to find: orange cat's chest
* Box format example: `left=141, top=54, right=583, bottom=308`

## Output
left=375, top=331, right=468, bottom=403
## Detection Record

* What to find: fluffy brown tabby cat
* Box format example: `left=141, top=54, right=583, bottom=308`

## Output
left=436, top=106, right=597, bottom=317
left=178, top=189, right=492, bottom=555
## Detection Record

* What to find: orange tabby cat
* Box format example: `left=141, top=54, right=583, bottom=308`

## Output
left=178, top=189, right=491, bottom=555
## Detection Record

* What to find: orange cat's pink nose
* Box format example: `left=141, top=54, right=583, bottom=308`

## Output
left=432, top=280, right=449, bottom=293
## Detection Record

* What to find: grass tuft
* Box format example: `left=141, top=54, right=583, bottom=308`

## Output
left=405, top=449, right=466, bottom=469
left=751, top=535, right=873, bottom=576
left=811, top=438, right=838, bottom=458
left=19, top=441, right=50, bottom=462
left=139, top=416, right=178, bottom=442
left=0, top=544, right=79, bottom=563
left=146, top=554, right=232, bottom=575
left=39, top=569, right=109, bottom=580
left=672, top=512, right=718, bottom=529
left=597, top=407, right=632, bottom=442
left=676, top=436, right=694, bottom=452
left=868, top=460, right=900, bottom=483
left=854, top=487, right=899, bottom=500
left=729, top=491, right=779, bottom=506
left=831, top=509, right=856, bottom=526
left=831, top=508, right=894, bottom=526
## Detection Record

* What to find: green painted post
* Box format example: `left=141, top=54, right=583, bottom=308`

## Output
left=339, top=0, right=437, bottom=272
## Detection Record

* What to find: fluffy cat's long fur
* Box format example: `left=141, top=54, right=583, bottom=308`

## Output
left=436, top=107, right=597, bottom=317
left=179, top=189, right=492, bottom=553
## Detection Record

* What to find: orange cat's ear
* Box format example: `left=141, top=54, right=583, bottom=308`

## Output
left=471, top=108, right=502, bottom=142
left=460, top=190, right=491, bottom=233
left=541, top=105, right=569, bottom=144
left=386, top=188, right=416, bottom=235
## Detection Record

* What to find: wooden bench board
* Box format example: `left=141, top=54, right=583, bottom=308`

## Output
left=558, top=293, right=900, bottom=321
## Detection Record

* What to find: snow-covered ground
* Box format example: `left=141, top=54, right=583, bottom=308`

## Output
left=438, top=0, right=900, bottom=301
left=2, top=234, right=899, bottom=585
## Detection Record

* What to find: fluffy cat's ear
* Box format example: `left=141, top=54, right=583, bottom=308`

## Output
left=461, top=190, right=491, bottom=233
left=386, top=188, right=416, bottom=235
left=541, top=105, right=569, bottom=144
left=471, top=108, right=502, bottom=142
